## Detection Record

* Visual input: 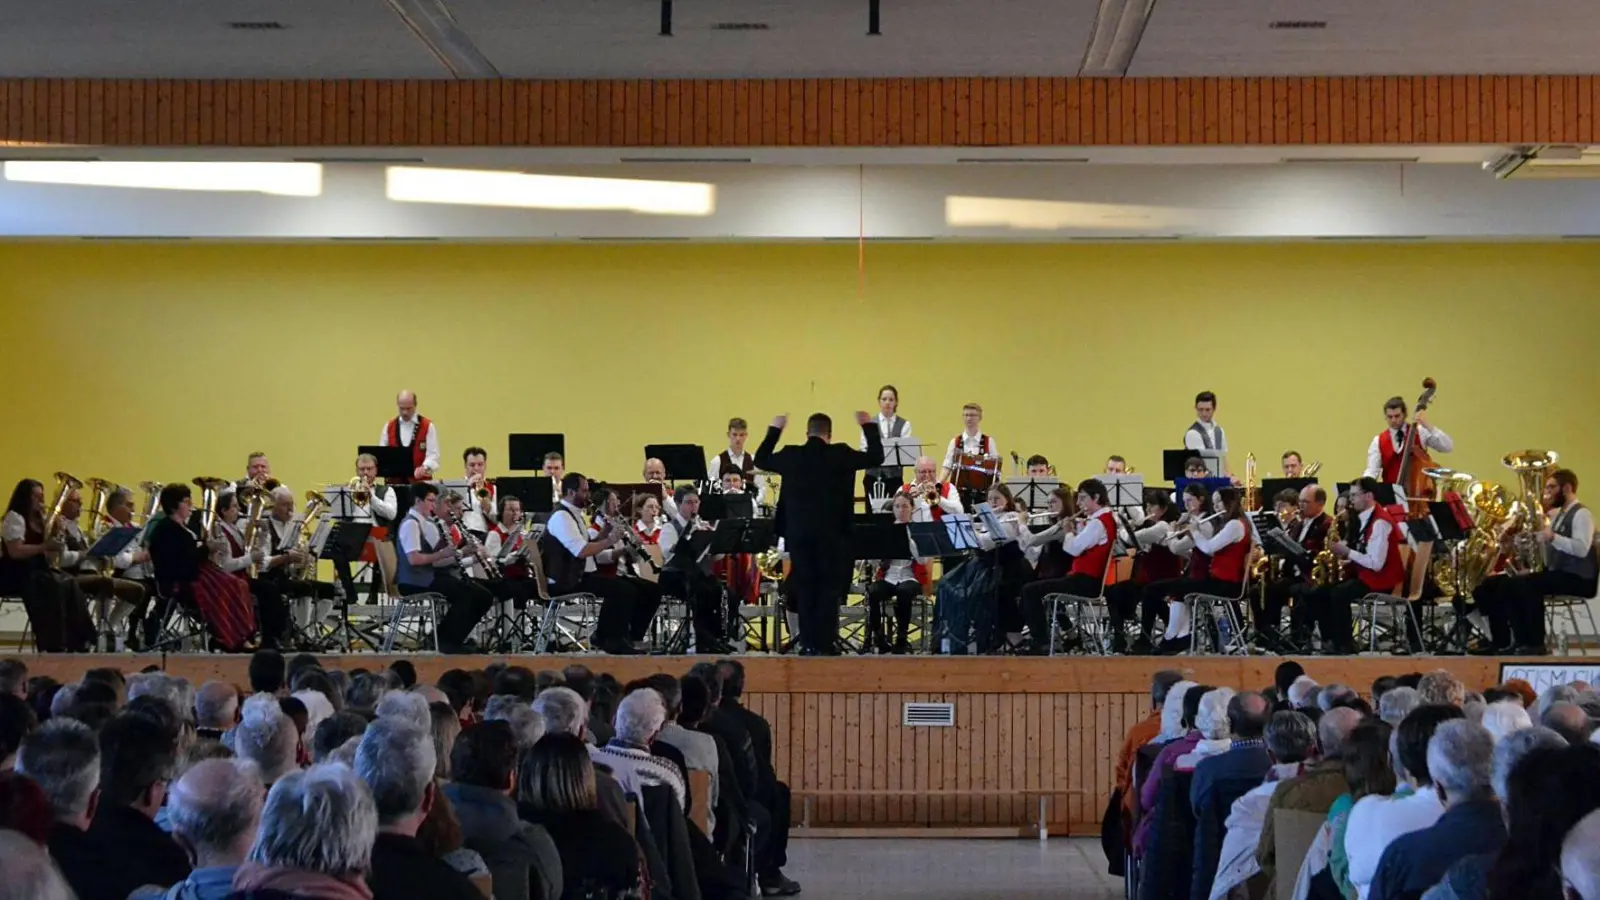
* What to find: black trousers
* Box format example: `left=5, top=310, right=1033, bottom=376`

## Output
left=249, top=578, right=289, bottom=649
left=400, top=574, right=493, bottom=651
left=661, top=568, right=723, bottom=647
left=866, top=579, right=919, bottom=650
left=579, top=573, right=663, bottom=645
left=1303, top=579, right=1365, bottom=652
left=1105, top=580, right=1164, bottom=642
left=1020, top=574, right=1101, bottom=646
left=331, top=556, right=385, bottom=608
left=761, top=781, right=792, bottom=873
left=1254, top=578, right=1296, bottom=637
left=786, top=532, right=850, bottom=652
left=20, top=570, right=95, bottom=652
left=1474, top=570, right=1595, bottom=649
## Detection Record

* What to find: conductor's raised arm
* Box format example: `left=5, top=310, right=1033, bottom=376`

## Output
left=853, top=410, right=885, bottom=470
left=754, top=414, right=790, bottom=474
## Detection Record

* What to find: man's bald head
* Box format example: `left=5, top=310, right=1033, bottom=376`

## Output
left=167, top=758, right=265, bottom=864
left=1226, top=691, right=1271, bottom=740
left=396, top=390, right=417, bottom=419
left=643, top=458, right=667, bottom=482
left=1318, top=706, right=1363, bottom=759
left=914, top=456, right=937, bottom=482
left=1542, top=701, right=1594, bottom=744
left=194, top=681, right=239, bottom=730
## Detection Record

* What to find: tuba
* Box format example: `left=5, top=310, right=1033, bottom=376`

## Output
left=1504, top=449, right=1560, bottom=574
left=82, top=478, right=118, bottom=534
left=43, top=472, right=84, bottom=543
left=192, top=476, right=231, bottom=535
left=135, top=481, right=164, bottom=526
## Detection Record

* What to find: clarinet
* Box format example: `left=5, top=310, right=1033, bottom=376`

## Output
left=447, top=509, right=501, bottom=580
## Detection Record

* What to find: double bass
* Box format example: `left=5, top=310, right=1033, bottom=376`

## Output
left=1395, top=377, right=1439, bottom=516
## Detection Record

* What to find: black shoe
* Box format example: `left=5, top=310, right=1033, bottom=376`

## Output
left=760, top=872, right=802, bottom=896
left=892, top=640, right=911, bottom=655
left=1468, top=641, right=1513, bottom=656
left=1129, top=636, right=1154, bottom=655
left=797, top=645, right=824, bottom=656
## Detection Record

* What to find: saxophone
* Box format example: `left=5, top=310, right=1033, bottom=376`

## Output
left=1310, top=512, right=1346, bottom=586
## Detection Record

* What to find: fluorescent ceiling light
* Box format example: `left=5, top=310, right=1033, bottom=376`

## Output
left=385, top=166, right=715, bottom=216
left=2, top=161, right=322, bottom=196
left=946, top=195, right=1197, bottom=231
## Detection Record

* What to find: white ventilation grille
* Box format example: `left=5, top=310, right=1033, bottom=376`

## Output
left=902, top=702, right=955, bottom=727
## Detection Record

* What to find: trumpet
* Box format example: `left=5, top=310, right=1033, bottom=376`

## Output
left=345, top=475, right=373, bottom=506
left=914, top=480, right=942, bottom=504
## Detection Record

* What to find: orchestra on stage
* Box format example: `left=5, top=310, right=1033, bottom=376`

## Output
left=1, top=381, right=1591, bottom=659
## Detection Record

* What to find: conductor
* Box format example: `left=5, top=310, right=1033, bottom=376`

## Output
left=755, top=410, right=884, bottom=656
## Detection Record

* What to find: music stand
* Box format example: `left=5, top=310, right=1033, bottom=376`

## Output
left=321, top=485, right=359, bottom=520
left=1175, top=476, right=1233, bottom=499
left=1427, top=501, right=1471, bottom=541
left=1004, top=476, right=1060, bottom=512
left=723, top=493, right=756, bottom=520
left=1251, top=511, right=1310, bottom=564
left=1101, top=474, right=1145, bottom=516
left=494, top=476, right=554, bottom=515
left=508, top=434, right=565, bottom=472
left=88, top=526, right=140, bottom=560
left=320, top=521, right=379, bottom=652
left=854, top=511, right=894, bottom=526
left=647, top=444, right=709, bottom=484
left=879, top=438, right=924, bottom=472
left=852, top=521, right=913, bottom=561
left=734, top=517, right=776, bottom=554
left=359, top=446, right=414, bottom=482
left=973, top=503, right=1015, bottom=545
left=436, top=479, right=472, bottom=506
left=908, top=522, right=959, bottom=558
left=1163, top=449, right=1218, bottom=481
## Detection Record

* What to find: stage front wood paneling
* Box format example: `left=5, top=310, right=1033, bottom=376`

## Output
left=2, top=76, right=1597, bottom=148
left=22, top=654, right=1544, bottom=835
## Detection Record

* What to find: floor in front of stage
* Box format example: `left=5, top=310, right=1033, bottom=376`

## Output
left=789, top=837, right=1120, bottom=899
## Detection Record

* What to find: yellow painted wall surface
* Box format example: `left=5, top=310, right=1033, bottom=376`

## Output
left=0, top=242, right=1594, bottom=498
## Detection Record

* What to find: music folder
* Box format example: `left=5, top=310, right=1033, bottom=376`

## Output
left=358, top=445, right=415, bottom=482
left=88, top=525, right=140, bottom=559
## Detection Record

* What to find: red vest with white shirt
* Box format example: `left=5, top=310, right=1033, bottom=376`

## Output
left=488, top=523, right=528, bottom=580
left=898, top=482, right=957, bottom=521
left=385, top=416, right=432, bottom=480
left=952, top=433, right=994, bottom=457
left=1208, top=517, right=1253, bottom=583
left=1355, top=505, right=1407, bottom=592
left=1377, top=427, right=1406, bottom=484
left=1069, top=509, right=1117, bottom=579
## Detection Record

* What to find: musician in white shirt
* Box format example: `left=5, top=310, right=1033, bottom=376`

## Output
left=461, top=446, right=495, bottom=534
left=396, top=482, right=493, bottom=654
left=257, top=485, right=336, bottom=644
left=975, top=484, right=1029, bottom=651
left=940, top=402, right=1001, bottom=483
left=644, top=457, right=678, bottom=521
left=221, top=452, right=276, bottom=498
left=56, top=487, right=145, bottom=650
left=335, top=453, right=400, bottom=608
left=208, top=490, right=287, bottom=649
left=865, top=493, right=926, bottom=654
left=657, top=485, right=731, bottom=654
left=864, top=384, right=914, bottom=502
left=379, top=389, right=440, bottom=480
left=708, top=418, right=767, bottom=505
left=900, top=456, right=964, bottom=522
left=543, top=452, right=565, bottom=508
left=1362, top=397, right=1454, bottom=483
left=100, top=488, right=156, bottom=648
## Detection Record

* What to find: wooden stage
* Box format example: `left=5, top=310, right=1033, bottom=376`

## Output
left=21, top=653, right=1577, bottom=837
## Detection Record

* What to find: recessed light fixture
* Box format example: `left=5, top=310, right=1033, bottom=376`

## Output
left=1268, top=20, right=1327, bottom=29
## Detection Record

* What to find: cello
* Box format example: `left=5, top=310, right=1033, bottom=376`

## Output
left=1395, top=377, right=1438, bottom=516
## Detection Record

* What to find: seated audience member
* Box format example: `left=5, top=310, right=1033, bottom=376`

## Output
left=247, top=650, right=287, bottom=698
left=0, top=659, right=25, bottom=699
left=1416, top=670, right=1468, bottom=708
left=232, top=694, right=300, bottom=790
left=311, top=712, right=368, bottom=764
left=1117, top=670, right=1184, bottom=821
left=374, top=690, right=432, bottom=732
left=0, top=828, right=76, bottom=900
left=483, top=695, right=545, bottom=750
left=591, top=688, right=687, bottom=810
left=18, top=719, right=129, bottom=900
left=1543, top=701, right=1595, bottom=745
left=88, top=712, right=191, bottom=899
left=230, top=763, right=379, bottom=898
left=1323, top=720, right=1397, bottom=900
left=413, top=783, right=490, bottom=884
left=1190, top=691, right=1271, bottom=900
left=1378, top=687, right=1422, bottom=727
left=1479, top=699, right=1533, bottom=743
left=1370, top=720, right=1501, bottom=900
left=533, top=686, right=631, bottom=827
left=657, top=675, right=720, bottom=821
left=1346, top=704, right=1464, bottom=900
left=1209, top=710, right=1319, bottom=899
left=517, top=733, right=647, bottom=900
left=1256, top=706, right=1362, bottom=895
left=1562, top=808, right=1600, bottom=900
left=1, top=693, right=37, bottom=771
left=427, top=701, right=460, bottom=780
left=1288, top=675, right=1323, bottom=712
left=1422, top=729, right=1577, bottom=900
left=444, top=720, right=563, bottom=900
left=1136, top=682, right=1208, bottom=856
left=192, top=682, right=239, bottom=745
left=1178, top=688, right=1237, bottom=770
left=0, top=770, right=53, bottom=843
left=354, top=718, right=481, bottom=900
left=151, top=758, right=264, bottom=900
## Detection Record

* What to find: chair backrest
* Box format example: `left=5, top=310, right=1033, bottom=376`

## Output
left=1273, top=809, right=1327, bottom=900
left=1403, top=541, right=1433, bottom=601
left=526, top=543, right=554, bottom=602
left=470, top=873, right=494, bottom=898
left=687, top=768, right=712, bottom=834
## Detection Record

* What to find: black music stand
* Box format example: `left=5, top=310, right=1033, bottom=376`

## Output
left=494, top=476, right=554, bottom=515
left=1005, top=476, right=1060, bottom=512
left=318, top=521, right=381, bottom=652
left=1175, top=476, right=1233, bottom=499
left=647, top=444, right=709, bottom=485
left=508, top=434, right=566, bottom=472
left=1252, top=511, right=1310, bottom=564
left=360, top=445, right=414, bottom=481
left=1427, top=501, right=1470, bottom=542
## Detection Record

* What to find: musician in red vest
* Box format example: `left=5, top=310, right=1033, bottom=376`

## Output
left=1363, top=395, right=1454, bottom=490
left=865, top=493, right=929, bottom=654
left=1307, top=476, right=1408, bottom=654
left=939, top=402, right=1002, bottom=490
left=379, top=389, right=440, bottom=482
left=898, top=456, right=963, bottom=522
left=1020, top=478, right=1118, bottom=655
left=1104, top=491, right=1185, bottom=654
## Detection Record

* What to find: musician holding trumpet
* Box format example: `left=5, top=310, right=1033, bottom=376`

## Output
left=899, top=457, right=963, bottom=522
left=336, top=453, right=398, bottom=608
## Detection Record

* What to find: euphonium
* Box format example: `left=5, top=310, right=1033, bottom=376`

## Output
left=82, top=478, right=116, bottom=534
left=43, top=472, right=84, bottom=544
left=1504, top=449, right=1560, bottom=574
left=192, top=476, right=230, bottom=535
left=136, top=481, right=164, bottom=525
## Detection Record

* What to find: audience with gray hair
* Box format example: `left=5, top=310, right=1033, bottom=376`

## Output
left=374, top=690, right=431, bottom=731
left=1542, top=701, right=1595, bottom=746
left=232, top=693, right=300, bottom=786
left=1287, top=675, right=1321, bottom=710
left=1427, top=719, right=1496, bottom=805
left=127, top=672, right=194, bottom=723
left=1537, top=684, right=1580, bottom=722
left=193, top=681, right=240, bottom=734
left=355, top=717, right=437, bottom=832
left=614, top=688, right=668, bottom=746
left=1318, top=683, right=1359, bottom=712
left=16, top=718, right=101, bottom=828
left=163, top=758, right=266, bottom=888
left=1417, top=670, right=1468, bottom=708
left=533, top=686, right=588, bottom=739
left=1265, top=710, right=1319, bottom=764
left=1195, top=687, right=1237, bottom=741
left=1480, top=700, right=1534, bottom=744
left=484, top=695, right=545, bottom=749
left=237, top=764, right=378, bottom=892
left=1157, top=681, right=1198, bottom=741
left=49, top=683, right=78, bottom=719
left=1561, top=808, right=1600, bottom=900
left=1379, top=686, right=1421, bottom=726
left=0, top=829, right=75, bottom=900
left=1490, top=726, right=1567, bottom=802
left=1318, top=706, right=1363, bottom=759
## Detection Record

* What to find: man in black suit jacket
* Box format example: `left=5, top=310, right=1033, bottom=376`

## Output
left=755, top=410, right=883, bottom=655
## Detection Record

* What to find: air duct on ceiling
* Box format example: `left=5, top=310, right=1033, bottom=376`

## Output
left=1079, top=0, right=1159, bottom=76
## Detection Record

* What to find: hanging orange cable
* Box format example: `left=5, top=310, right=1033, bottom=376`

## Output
left=857, top=164, right=866, bottom=301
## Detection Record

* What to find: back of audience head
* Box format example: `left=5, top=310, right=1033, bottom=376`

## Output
left=484, top=695, right=545, bottom=749
left=98, top=711, right=178, bottom=813
left=17, top=719, right=100, bottom=827
left=49, top=684, right=77, bottom=720
left=1562, top=808, right=1600, bottom=900
left=345, top=671, right=390, bottom=713
left=533, top=687, right=587, bottom=738
left=428, top=701, right=460, bottom=779
left=1226, top=692, right=1270, bottom=740
left=0, top=659, right=26, bottom=698
left=286, top=653, right=322, bottom=685
left=1542, top=701, right=1594, bottom=745
left=251, top=763, right=377, bottom=882
left=1342, top=720, right=1397, bottom=801
left=644, top=673, right=682, bottom=719
left=1499, top=678, right=1537, bottom=709
left=234, top=693, right=299, bottom=786
left=1481, top=699, right=1534, bottom=743
left=1371, top=675, right=1398, bottom=703
left=374, top=689, right=430, bottom=731
left=355, top=717, right=436, bottom=830
left=0, top=770, right=53, bottom=843
left=1181, top=684, right=1213, bottom=732
left=1378, top=686, right=1421, bottom=726
left=25, top=677, right=59, bottom=723
left=1274, top=661, right=1306, bottom=699
left=248, top=650, right=287, bottom=696
left=166, top=757, right=265, bottom=867
left=686, top=662, right=723, bottom=702
left=1150, top=669, right=1184, bottom=711
left=1396, top=703, right=1465, bottom=785
left=1196, top=687, right=1236, bottom=741
left=1318, top=706, right=1362, bottom=759
left=292, top=667, right=342, bottom=714
left=1265, top=711, right=1318, bottom=764
left=535, top=670, right=565, bottom=695
left=436, top=669, right=474, bottom=716
left=1490, top=743, right=1600, bottom=900
left=451, top=720, right=517, bottom=793
left=517, top=733, right=596, bottom=812
left=1317, top=683, right=1357, bottom=712
left=680, top=675, right=712, bottom=728
left=1493, top=726, right=1568, bottom=802
left=1427, top=719, right=1495, bottom=804
left=312, top=712, right=368, bottom=764
left=716, top=658, right=747, bottom=700
left=1287, top=675, right=1321, bottom=710
left=74, top=679, right=119, bottom=709
left=560, top=664, right=597, bottom=702
left=0, top=828, right=74, bottom=900
left=194, top=681, right=240, bottom=731
left=0, top=694, right=37, bottom=765
left=387, top=660, right=416, bottom=690
left=493, top=666, right=537, bottom=701
left=128, top=673, right=193, bottom=724
left=1160, top=681, right=1198, bottom=739
left=616, top=688, right=667, bottom=746
left=1539, top=684, right=1580, bottom=721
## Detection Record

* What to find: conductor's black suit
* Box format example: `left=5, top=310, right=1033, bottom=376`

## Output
left=755, top=417, right=883, bottom=654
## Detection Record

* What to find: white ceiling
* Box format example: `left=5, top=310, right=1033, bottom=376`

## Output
left=3, top=0, right=1599, bottom=80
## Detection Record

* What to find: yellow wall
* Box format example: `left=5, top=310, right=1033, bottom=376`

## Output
left=0, top=242, right=1595, bottom=499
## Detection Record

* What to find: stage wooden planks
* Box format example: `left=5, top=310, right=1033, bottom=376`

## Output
left=21, top=653, right=1546, bottom=836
